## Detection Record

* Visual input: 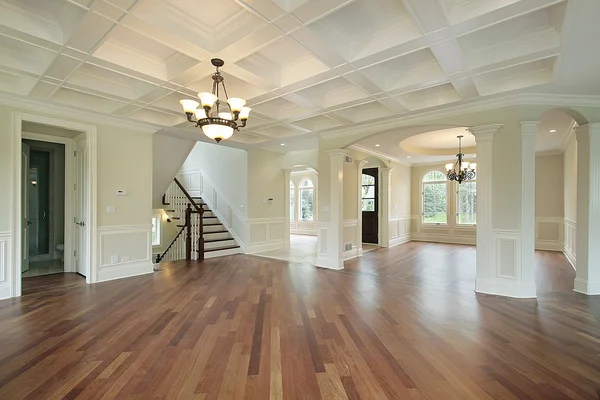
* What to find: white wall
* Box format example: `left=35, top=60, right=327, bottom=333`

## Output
left=152, top=133, right=195, bottom=208
left=0, top=105, right=155, bottom=299
left=535, top=153, right=564, bottom=251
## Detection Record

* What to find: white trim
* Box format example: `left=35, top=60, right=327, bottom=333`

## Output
left=0, top=92, right=158, bottom=134
left=97, top=224, right=153, bottom=282
left=244, top=217, right=286, bottom=254
left=563, top=219, right=576, bottom=269
left=389, top=235, right=410, bottom=247
left=475, top=278, right=536, bottom=299
left=321, top=93, right=600, bottom=140
left=0, top=232, right=11, bottom=299
left=573, top=278, right=600, bottom=296
left=22, top=131, right=76, bottom=273
left=348, top=144, right=409, bottom=166
left=9, top=112, right=98, bottom=299
left=411, top=234, right=475, bottom=246
left=535, top=216, right=564, bottom=252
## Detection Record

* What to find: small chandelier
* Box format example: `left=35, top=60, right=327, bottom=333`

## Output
left=179, top=58, right=251, bottom=143
left=445, top=135, right=476, bottom=184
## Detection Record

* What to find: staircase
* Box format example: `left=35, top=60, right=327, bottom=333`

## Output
left=155, top=178, right=240, bottom=263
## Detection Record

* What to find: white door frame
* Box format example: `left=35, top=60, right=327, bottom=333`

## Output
left=22, top=131, right=76, bottom=274
left=11, top=112, right=98, bottom=297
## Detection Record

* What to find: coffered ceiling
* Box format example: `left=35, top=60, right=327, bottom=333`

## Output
left=0, top=0, right=596, bottom=150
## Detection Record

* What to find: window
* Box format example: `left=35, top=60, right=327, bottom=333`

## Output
left=299, top=179, right=314, bottom=221
left=457, top=181, right=476, bottom=224
left=422, top=171, right=447, bottom=224
left=289, top=181, right=295, bottom=221
left=362, top=174, right=376, bottom=211
left=151, top=216, right=161, bottom=246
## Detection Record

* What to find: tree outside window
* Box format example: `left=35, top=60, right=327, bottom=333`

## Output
left=457, top=181, right=476, bottom=224
left=422, top=171, right=447, bottom=224
left=362, top=174, right=376, bottom=211
left=299, top=179, right=314, bottom=221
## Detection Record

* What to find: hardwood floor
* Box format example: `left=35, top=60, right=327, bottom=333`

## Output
left=0, top=242, right=599, bottom=399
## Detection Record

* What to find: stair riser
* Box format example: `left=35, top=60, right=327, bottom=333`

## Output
left=205, top=239, right=236, bottom=250
left=204, top=232, right=231, bottom=241
left=205, top=247, right=241, bottom=258
left=204, top=224, right=224, bottom=233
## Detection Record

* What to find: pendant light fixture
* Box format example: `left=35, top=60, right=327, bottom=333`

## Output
left=445, top=135, right=476, bottom=184
left=179, top=58, right=251, bottom=143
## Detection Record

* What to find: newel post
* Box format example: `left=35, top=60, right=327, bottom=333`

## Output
left=185, top=203, right=192, bottom=261
left=198, top=204, right=205, bottom=261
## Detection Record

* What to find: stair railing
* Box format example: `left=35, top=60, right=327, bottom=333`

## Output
left=155, top=178, right=204, bottom=263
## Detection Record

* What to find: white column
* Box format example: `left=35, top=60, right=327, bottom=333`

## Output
left=356, top=160, right=367, bottom=256
left=574, top=123, right=600, bottom=295
left=520, top=121, right=539, bottom=295
left=283, top=168, right=292, bottom=248
left=379, top=167, right=393, bottom=247
left=316, top=149, right=346, bottom=270
left=470, top=124, right=501, bottom=294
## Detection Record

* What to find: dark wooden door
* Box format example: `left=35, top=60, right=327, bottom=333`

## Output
left=361, top=168, right=378, bottom=244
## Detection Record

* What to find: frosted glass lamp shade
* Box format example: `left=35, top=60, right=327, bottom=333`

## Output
left=461, top=162, right=470, bottom=170
left=470, top=163, right=477, bottom=171
left=239, top=107, right=251, bottom=120
left=202, top=124, right=234, bottom=141
left=194, top=108, right=207, bottom=120
left=218, top=112, right=232, bottom=120
left=227, top=97, right=246, bottom=112
left=445, top=163, right=453, bottom=171
left=198, top=92, right=218, bottom=108
left=180, top=99, right=199, bottom=113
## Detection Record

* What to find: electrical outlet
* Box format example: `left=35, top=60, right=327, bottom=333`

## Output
left=111, top=255, right=119, bottom=264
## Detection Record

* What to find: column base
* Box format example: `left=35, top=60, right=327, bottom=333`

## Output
left=475, top=278, right=537, bottom=298
left=315, top=255, right=344, bottom=270
left=573, top=278, right=600, bottom=295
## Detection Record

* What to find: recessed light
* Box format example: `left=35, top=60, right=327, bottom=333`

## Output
left=280, top=143, right=285, bottom=146
left=375, top=144, right=380, bottom=147
left=549, top=129, right=557, bottom=133
left=406, top=156, right=411, bottom=159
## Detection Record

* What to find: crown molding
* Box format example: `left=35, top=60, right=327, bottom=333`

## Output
left=348, top=144, right=409, bottom=166
left=0, top=91, right=160, bottom=134
left=320, top=93, right=600, bottom=140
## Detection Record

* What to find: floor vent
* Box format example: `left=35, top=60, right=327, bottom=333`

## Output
left=344, top=243, right=353, bottom=252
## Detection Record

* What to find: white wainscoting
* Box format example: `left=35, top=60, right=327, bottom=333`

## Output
left=178, top=169, right=246, bottom=249
left=97, top=225, right=154, bottom=282
left=564, top=219, right=576, bottom=268
left=535, top=217, right=564, bottom=251
left=389, top=217, right=411, bottom=247
left=411, top=214, right=476, bottom=245
left=245, top=218, right=285, bottom=254
left=343, top=219, right=358, bottom=260
left=0, top=232, right=11, bottom=300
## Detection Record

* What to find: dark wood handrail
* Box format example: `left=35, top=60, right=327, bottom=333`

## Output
left=155, top=225, right=185, bottom=263
left=173, top=177, right=202, bottom=213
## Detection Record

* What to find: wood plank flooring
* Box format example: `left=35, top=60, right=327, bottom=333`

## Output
left=0, top=242, right=599, bottom=399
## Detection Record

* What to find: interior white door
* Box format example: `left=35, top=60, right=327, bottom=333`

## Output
left=75, top=138, right=88, bottom=277
left=21, top=142, right=30, bottom=273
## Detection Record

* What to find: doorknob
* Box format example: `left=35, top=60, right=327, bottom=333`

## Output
left=76, top=221, right=85, bottom=227
left=26, top=220, right=32, bottom=226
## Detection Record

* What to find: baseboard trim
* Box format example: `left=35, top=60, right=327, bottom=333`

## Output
left=573, top=278, right=600, bottom=295
left=475, top=278, right=537, bottom=299
left=411, top=235, right=475, bottom=246
left=563, top=246, right=576, bottom=270
left=389, top=235, right=410, bottom=248
left=315, top=255, right=344, bottom=270
left=245, top=240, right=285, bottom=254
left=535, top=241, right=563, bottom=252
left=343, top=247, right=358, bottom=261
left=97, top=260, right=154, bottom=283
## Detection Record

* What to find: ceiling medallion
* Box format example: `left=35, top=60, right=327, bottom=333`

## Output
left=445, top=135, right=476, bottom=184
left=179, top=58, right=251, bottom=143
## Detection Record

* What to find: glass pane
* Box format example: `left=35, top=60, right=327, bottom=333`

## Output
left=423, top=170, right=446, bottom=182
left=290, top=188, right=295, bottom=221
left=362, top=174, right=375, bottom=185
left=458, top=181, right=477, bottom=224
left=151, top=217, right=159, bottom=245
left=362, top=185, right=375, bottom=199
left=362, top=199, right=375, bottom=212
left=290, top=180, right=294, bottom=189
left=300, top=189, right=314, bottom=221
left=422, top=182, right=447, bottom=223
left=300, top=179, right=313, bottom=188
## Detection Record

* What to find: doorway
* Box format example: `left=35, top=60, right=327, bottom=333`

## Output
left=361, top=168, right=378, bottom=244
left=21, top=139, right=66, bottom=278
left=11, top=113, right=97, bottom=298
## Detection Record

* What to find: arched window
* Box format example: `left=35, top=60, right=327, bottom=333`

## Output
left=289, top=180, right=295, bottom=221
left=299, top=179, right=314, bottom=221
left=422, top=171, right=447, bottom=224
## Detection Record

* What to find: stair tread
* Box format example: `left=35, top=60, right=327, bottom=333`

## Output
left=205, top=237, right=234, bottom=243
left=205, top=244, right=240, bottom=252
left=204, top=230, right=229, bottom=234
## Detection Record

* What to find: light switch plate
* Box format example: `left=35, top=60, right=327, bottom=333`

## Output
left=107, top=205, right=116, bottom=213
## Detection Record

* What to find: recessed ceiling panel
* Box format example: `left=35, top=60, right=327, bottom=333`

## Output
left=333, top=101, right=394, bottom=123
left=295, top=77, right=369, bottom=108
left=396, top=83, right=462, bottom=111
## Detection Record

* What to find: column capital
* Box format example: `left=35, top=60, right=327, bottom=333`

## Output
left=326, top=149, right=350, bottom=158
left=520, top=121, right=540, bottom=138
left=380, top=167, right=394, bottom=176
left=356, top=159, right=368, bottom=169
left=468, top=124, right=503, bottom=142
